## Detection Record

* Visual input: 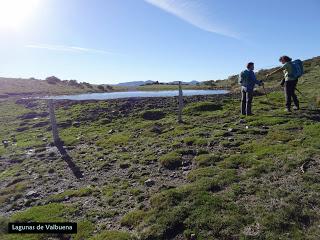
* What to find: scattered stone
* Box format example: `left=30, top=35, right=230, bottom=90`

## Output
left=91, top=177, right=99, bottom=182
left=151, top=125, right=162, bottom=134
left=26, top=190, right=39, bottom=198
left=108, top=129, right=115, bottom=134
left=48, top=151, right=56, bottom=157
left=145, top=179, right=155, bottom=187
left=73, top=121, right=81, bottom=127
left=18, top=112, right=49, bottom=120
left=182, top=160, right=191, bottom=166
left=121, top=147, right=128, bottom=152
left=2, top=140, right=9, bottom=148
left=182, top=166, right=191, bottom=171
left=243, top=222, right=261, bottom=237
left=26, top=148, right=35, bottom=155
left=170, top=172, right=177, bottom=178
left=120, top=162, right=130, bottom=169
left=48, top=168, right=55, bottom=174
left=239, top=119, right=246, bottom=124
left=228, top=128, right=235, bottom=132
left=37, top=134, right=44, bottom=138
left=190, top=233, right=196, bottom=240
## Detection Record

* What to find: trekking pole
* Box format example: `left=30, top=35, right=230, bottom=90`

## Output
left=263, top=85, right=270, bottom=103
left=262, top=78, right=270, bottom=103
left=295, top=87, right=315, bottom=109
left=295, top=87, right=304, bottom=97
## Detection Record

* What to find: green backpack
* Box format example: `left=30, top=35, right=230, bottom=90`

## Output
left=238, top=70, right=249, bottom=86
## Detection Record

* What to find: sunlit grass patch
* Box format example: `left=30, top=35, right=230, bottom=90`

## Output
left=96, top=133, right=131, bottom=147
left=47, top=186, right=99, bottom=203
left=11, top=203, right=76, bottom=222
left=121, top=210, right=148, bottom=228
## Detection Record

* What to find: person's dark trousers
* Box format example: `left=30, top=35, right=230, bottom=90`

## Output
left=241, top=89, right=253, bottom=115
left=284, top=80, right=299, bottom=110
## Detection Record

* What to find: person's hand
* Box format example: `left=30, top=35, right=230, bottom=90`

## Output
left=260, top=81, right=264, bottom=86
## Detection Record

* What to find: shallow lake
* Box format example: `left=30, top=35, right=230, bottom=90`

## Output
left=45, top=90, right=229, bottom=101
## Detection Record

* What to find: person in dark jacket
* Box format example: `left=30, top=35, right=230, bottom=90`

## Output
left=266, top=56, right=299, bottom=112
left=239, top=62, right=263, bottom=115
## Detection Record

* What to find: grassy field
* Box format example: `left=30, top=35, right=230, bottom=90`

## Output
left=0, top=56, right=319, bottom=240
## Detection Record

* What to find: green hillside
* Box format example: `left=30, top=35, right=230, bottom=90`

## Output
left=0, top=77, right=118, bottom=97
left=0, top=56, right=319, bottom=240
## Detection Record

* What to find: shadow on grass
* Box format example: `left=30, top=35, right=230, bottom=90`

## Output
left=277, top=109, right=320, bottom=121
left=56, top=142, right=83, bottom=179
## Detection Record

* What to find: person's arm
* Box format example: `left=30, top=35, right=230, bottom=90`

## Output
left=252, top=72, right=263, bottom=86
left=238, top=72, right=243, bottom=85
left=266, top=67, right=282, bottom=78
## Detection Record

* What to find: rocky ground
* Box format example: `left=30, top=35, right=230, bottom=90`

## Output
left=1, top=90, right=319, bottom=240
left=0, top=94, right=243, bottom=239
left=0, top=56, right=320, bottom=240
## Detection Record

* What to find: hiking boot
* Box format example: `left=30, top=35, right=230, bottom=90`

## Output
left=284, top=108, right=291, bottom=112
left=293, top=106, right=299, bottom=110
left=246, top=113, right=254, bottom=116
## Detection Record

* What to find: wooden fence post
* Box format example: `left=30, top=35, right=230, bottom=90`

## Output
left=48, top=99, right=61, bottom=145
left=178, top=81, right=184, bottom=123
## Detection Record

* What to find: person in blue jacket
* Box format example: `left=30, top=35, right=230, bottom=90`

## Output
left=239, top=62, right=263, bottom=115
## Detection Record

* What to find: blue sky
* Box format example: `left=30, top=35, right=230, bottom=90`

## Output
left=0, top=0, right=319, bottom=84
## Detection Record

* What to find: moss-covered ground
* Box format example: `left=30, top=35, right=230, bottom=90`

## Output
left=0, top=57, right=319, bottom=239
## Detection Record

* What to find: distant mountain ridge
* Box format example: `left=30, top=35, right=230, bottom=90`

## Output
left=113, top=80, right=155, bottom=87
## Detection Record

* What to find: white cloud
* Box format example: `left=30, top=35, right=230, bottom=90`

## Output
left=25, top=44, right=116, bottom=54
left=145, top=0, right=239, bottom=38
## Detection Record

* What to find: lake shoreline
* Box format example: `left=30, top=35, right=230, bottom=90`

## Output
left=42, top=90, right=230, bottom=101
